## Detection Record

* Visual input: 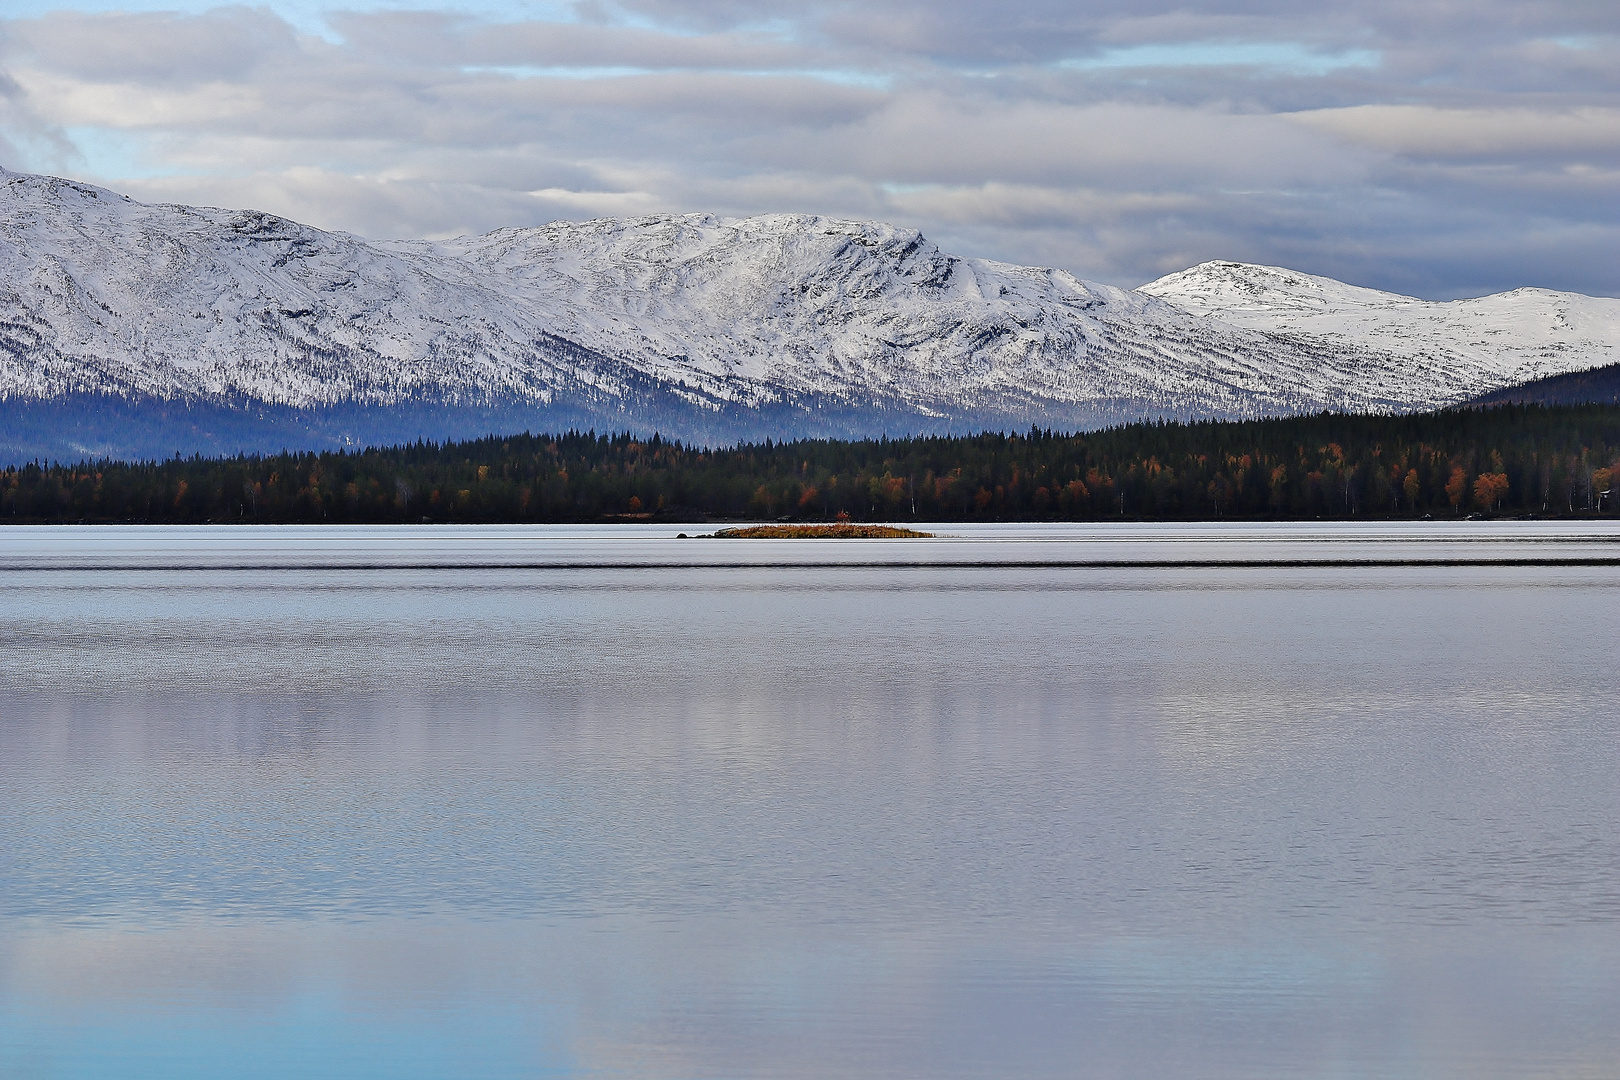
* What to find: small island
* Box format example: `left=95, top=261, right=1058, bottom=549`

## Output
left=712, top=524, right=933, bottom=538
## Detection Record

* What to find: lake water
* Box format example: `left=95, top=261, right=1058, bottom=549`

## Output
left=3, top=523, right=1618, bottom=1079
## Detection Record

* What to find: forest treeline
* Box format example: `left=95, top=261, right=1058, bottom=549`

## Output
left=4, top=404, right=1619, bottom=523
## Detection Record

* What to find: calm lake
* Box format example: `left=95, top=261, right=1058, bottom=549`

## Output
left=3, top=523, right=1618, bottom=1079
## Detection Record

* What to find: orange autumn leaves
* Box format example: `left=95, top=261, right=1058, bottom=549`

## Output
left=1446, top=466, right=1511, bottom=511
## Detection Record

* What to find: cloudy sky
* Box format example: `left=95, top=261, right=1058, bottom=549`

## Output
left=1, top=0, right=1615, bottom=298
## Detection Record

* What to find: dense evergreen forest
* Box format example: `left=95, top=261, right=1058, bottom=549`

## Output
left=4, top=404, right=1618, bottom=523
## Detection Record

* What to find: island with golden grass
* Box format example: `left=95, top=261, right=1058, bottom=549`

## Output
left=712, top=524, right=933, bottom=538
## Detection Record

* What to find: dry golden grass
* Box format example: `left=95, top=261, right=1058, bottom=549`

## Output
left=712, top=524, right=933, bottom=539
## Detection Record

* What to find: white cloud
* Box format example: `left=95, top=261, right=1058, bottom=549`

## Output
left=1065, top=41, right=1380, bottom=76
left=884, top=182, right=1199, bottom=229
left=0, top=1, right=1617, bottom=297
left=1287, top=105, right=1620, bottom=161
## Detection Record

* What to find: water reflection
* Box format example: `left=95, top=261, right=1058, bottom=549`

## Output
left=2, top=525, right=1618, bottom=1078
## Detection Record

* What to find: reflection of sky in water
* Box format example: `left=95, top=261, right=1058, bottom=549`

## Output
left=6, top=920, right=1618, bottom=1078
left=2, top=525, right=1618, bottom=1078
left=0, top=984, right=565, bottom=1080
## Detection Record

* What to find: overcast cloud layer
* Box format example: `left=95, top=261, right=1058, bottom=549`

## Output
left=1, top=0, right=1616, bottom=298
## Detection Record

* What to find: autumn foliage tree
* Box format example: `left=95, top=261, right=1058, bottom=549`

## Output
left=1472, top=472, right=1510, bottom=511
left=1445, top=466, right=1470, bottom=512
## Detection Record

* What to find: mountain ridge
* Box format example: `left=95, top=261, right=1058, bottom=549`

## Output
left=1466, top=362, right=1620, bottom=408
left=2, top=168, right=1616, bottom=461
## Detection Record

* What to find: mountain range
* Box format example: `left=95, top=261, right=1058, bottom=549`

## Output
left=2, top=167, right=1617, bottom=462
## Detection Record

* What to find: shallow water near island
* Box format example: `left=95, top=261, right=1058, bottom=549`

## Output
left=3, top=522, right=1619, bottom=1079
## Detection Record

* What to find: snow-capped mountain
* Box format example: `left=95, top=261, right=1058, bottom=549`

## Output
left=401, top=218, right=1405, bottom=423
left=1, top=168, right=1615, bottom=461
left=1139, top=261, right=1620, bottom=389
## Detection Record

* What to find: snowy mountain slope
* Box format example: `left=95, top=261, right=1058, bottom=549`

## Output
left=2, top=168, right=1617, bottom=461
left=1139, top=261, right=1620, bottom=389
left=402, top=216, right=1411, bottom=420
left=0, top=170, right=664, bottom=410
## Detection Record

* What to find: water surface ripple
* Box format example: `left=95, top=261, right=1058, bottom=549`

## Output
left=2, top=523, right=1617, bottom=1079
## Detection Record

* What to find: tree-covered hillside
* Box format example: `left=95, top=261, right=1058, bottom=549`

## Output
left=4, top=405, right=1618, bottom=523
